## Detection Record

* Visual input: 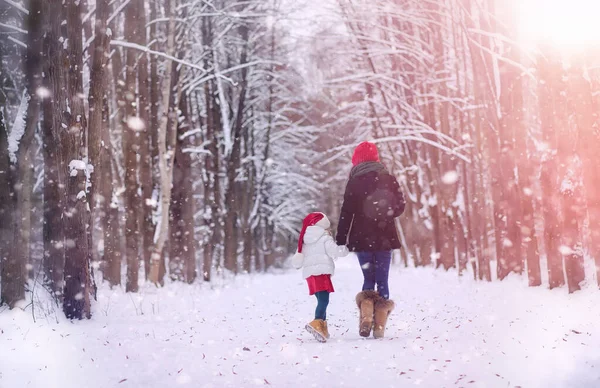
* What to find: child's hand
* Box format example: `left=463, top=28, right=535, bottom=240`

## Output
left=332, top=244, right=349, bottom=259
left=324, top=237, right=348, bottom=259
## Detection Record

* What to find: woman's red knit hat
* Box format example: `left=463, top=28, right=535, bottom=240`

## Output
left=352, top=141, right=380, bottom=166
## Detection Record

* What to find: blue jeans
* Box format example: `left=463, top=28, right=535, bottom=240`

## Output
left=357, top=251, right=392, bottom=299
left=315, top=291, right=329, bottom=320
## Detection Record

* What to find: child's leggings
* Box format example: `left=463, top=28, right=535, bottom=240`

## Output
left=314, top=291, right=330, bottom=320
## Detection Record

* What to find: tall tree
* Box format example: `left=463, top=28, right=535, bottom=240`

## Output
left=0, top=41, right=17, bottom=305
left=122, top=0, right=142, bottom=292
left=169, top=95, right=196, bottom=283
left=88, top=0, right=119, bottom=286
left=223, top=23, right=250, bottom=273
left=42, top=0, right=67, bottom=297
left=136, top=0, right=154, bottom=281
left=576, top=63, right=600, bottom=288
left=10, top=0, right=44, bottom=307
left=149, top=0, right=178, bottom=285
left=537, top=49, right=566, bottom=290
left=61, top=0, right=92, bottom=318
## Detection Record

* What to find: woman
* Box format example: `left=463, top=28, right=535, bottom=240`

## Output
left=336, top=141, right=405, bottom=338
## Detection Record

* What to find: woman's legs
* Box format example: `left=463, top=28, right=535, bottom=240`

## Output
left=358, top=250, right=392, bottom=298
left=314, top=291, right=330, bottom=320
left=374, top=251, right=392, bottom=299
left=357, top=252, right=376, bottom=291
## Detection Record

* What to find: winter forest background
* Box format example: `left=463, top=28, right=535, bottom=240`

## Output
left=2, top=0, right=600, bottom=320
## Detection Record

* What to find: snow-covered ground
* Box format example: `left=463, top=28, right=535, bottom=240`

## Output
left=2, top=256, right=600, bottom=388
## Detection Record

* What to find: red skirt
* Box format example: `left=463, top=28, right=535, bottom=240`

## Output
left=306, top=275, right=335, bottom=295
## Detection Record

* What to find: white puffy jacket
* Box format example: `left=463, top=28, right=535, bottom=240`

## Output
left=292, top=219, right=349, bottom=279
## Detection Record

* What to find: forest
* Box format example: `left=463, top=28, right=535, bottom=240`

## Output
left=1, top=0, right=600, bottom=320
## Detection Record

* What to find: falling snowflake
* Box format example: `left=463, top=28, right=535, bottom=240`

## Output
left=559, top=245, right=574, bottom=255
left=441, top=171, right=458, bottom=185
left=127, top=116, right=146, bottom=131
left=36, top=87, right=51, bottom=99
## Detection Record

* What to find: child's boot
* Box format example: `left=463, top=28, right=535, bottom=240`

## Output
left=356, top=291, right=379, bottom=337
left=322, top=320, right=330, bottom=339
left=305, top=319, right=327, bottom=342
left=373, top=298, right=395, bottom=339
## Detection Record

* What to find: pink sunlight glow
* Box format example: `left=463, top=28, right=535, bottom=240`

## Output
left=518, top=0, right=600, bottom=50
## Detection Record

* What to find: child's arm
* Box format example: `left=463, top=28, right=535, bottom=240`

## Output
left=324, top=235, right=349, bottom=259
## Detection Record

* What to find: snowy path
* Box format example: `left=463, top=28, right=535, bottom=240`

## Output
left=2, top=258, right=600, bottom=388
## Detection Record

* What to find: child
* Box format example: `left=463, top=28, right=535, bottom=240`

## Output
left=292, top=212, right=349, bottom=342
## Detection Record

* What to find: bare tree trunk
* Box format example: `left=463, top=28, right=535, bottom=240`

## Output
left=560, top=157, right=585, bottom=293
left=168, top=181, right=184, bottom=281
left=511, top=65, right=542, bottom=286
left=241, top=105, right=255, bottom=274
left=223, top=24, right=250, bottom=273
left=169, top=95, right=196, bottom=283
left=559, top=65, right=589, bottom=293
left=1, top=0, right=43, bottom=307
left=62, top=0, right=92, bottom=318
left=576, top=65, right=600, bottom=287
left=87, top=0, right=109, bottom=217
left=0, top=62, right=18, bottom=305
left=181, top=98, right=197, bottom=284
left=510, top=69, right=541, bottom=286
left=13, top=140, right=33, bottom=289
left=149, top=0, right=178, bottom=285
left=101, top=92, right=121, bottom=286
left=88, top=0, right=115, bottom=285
left=122, top=0, right=142, bottom=292
left=201, top=15, right=220, bottom=282
left=203, top=81, right=217, bottom=282
left=41, top=0, right=67, bottom=297
left=496, top=106, right=523, bottom=279
left=463, top=0, right=493, bottom=281
left=148, top=0, right=162, bottom=282
left=0, top=121, right=12, bottom=302
left=135, top=0, right=154, bottom=280
left=493, top=3, right=526, bottom=281
left=538, top=50, right=566, bottom=289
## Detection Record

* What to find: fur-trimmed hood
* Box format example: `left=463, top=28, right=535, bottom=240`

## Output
left=292, top=220, right=348, bottom=279
left=303, top=225, right=329, bottom=244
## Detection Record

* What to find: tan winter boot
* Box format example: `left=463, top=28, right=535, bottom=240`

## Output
left=322, top=320, right=330, bottom=339
left=373, top=298, right=395, bottom=339
left=305, top=319, right=327, bottom=342
left=356, top=291, right=380, bottom=337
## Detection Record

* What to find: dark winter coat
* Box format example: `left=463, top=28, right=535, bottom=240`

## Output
left=335, top=162, right=405, bottom=252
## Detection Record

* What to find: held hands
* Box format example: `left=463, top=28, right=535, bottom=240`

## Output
left=335, top=244, right=349, bottom=258
left=325, top=235, right=349, bottom=259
